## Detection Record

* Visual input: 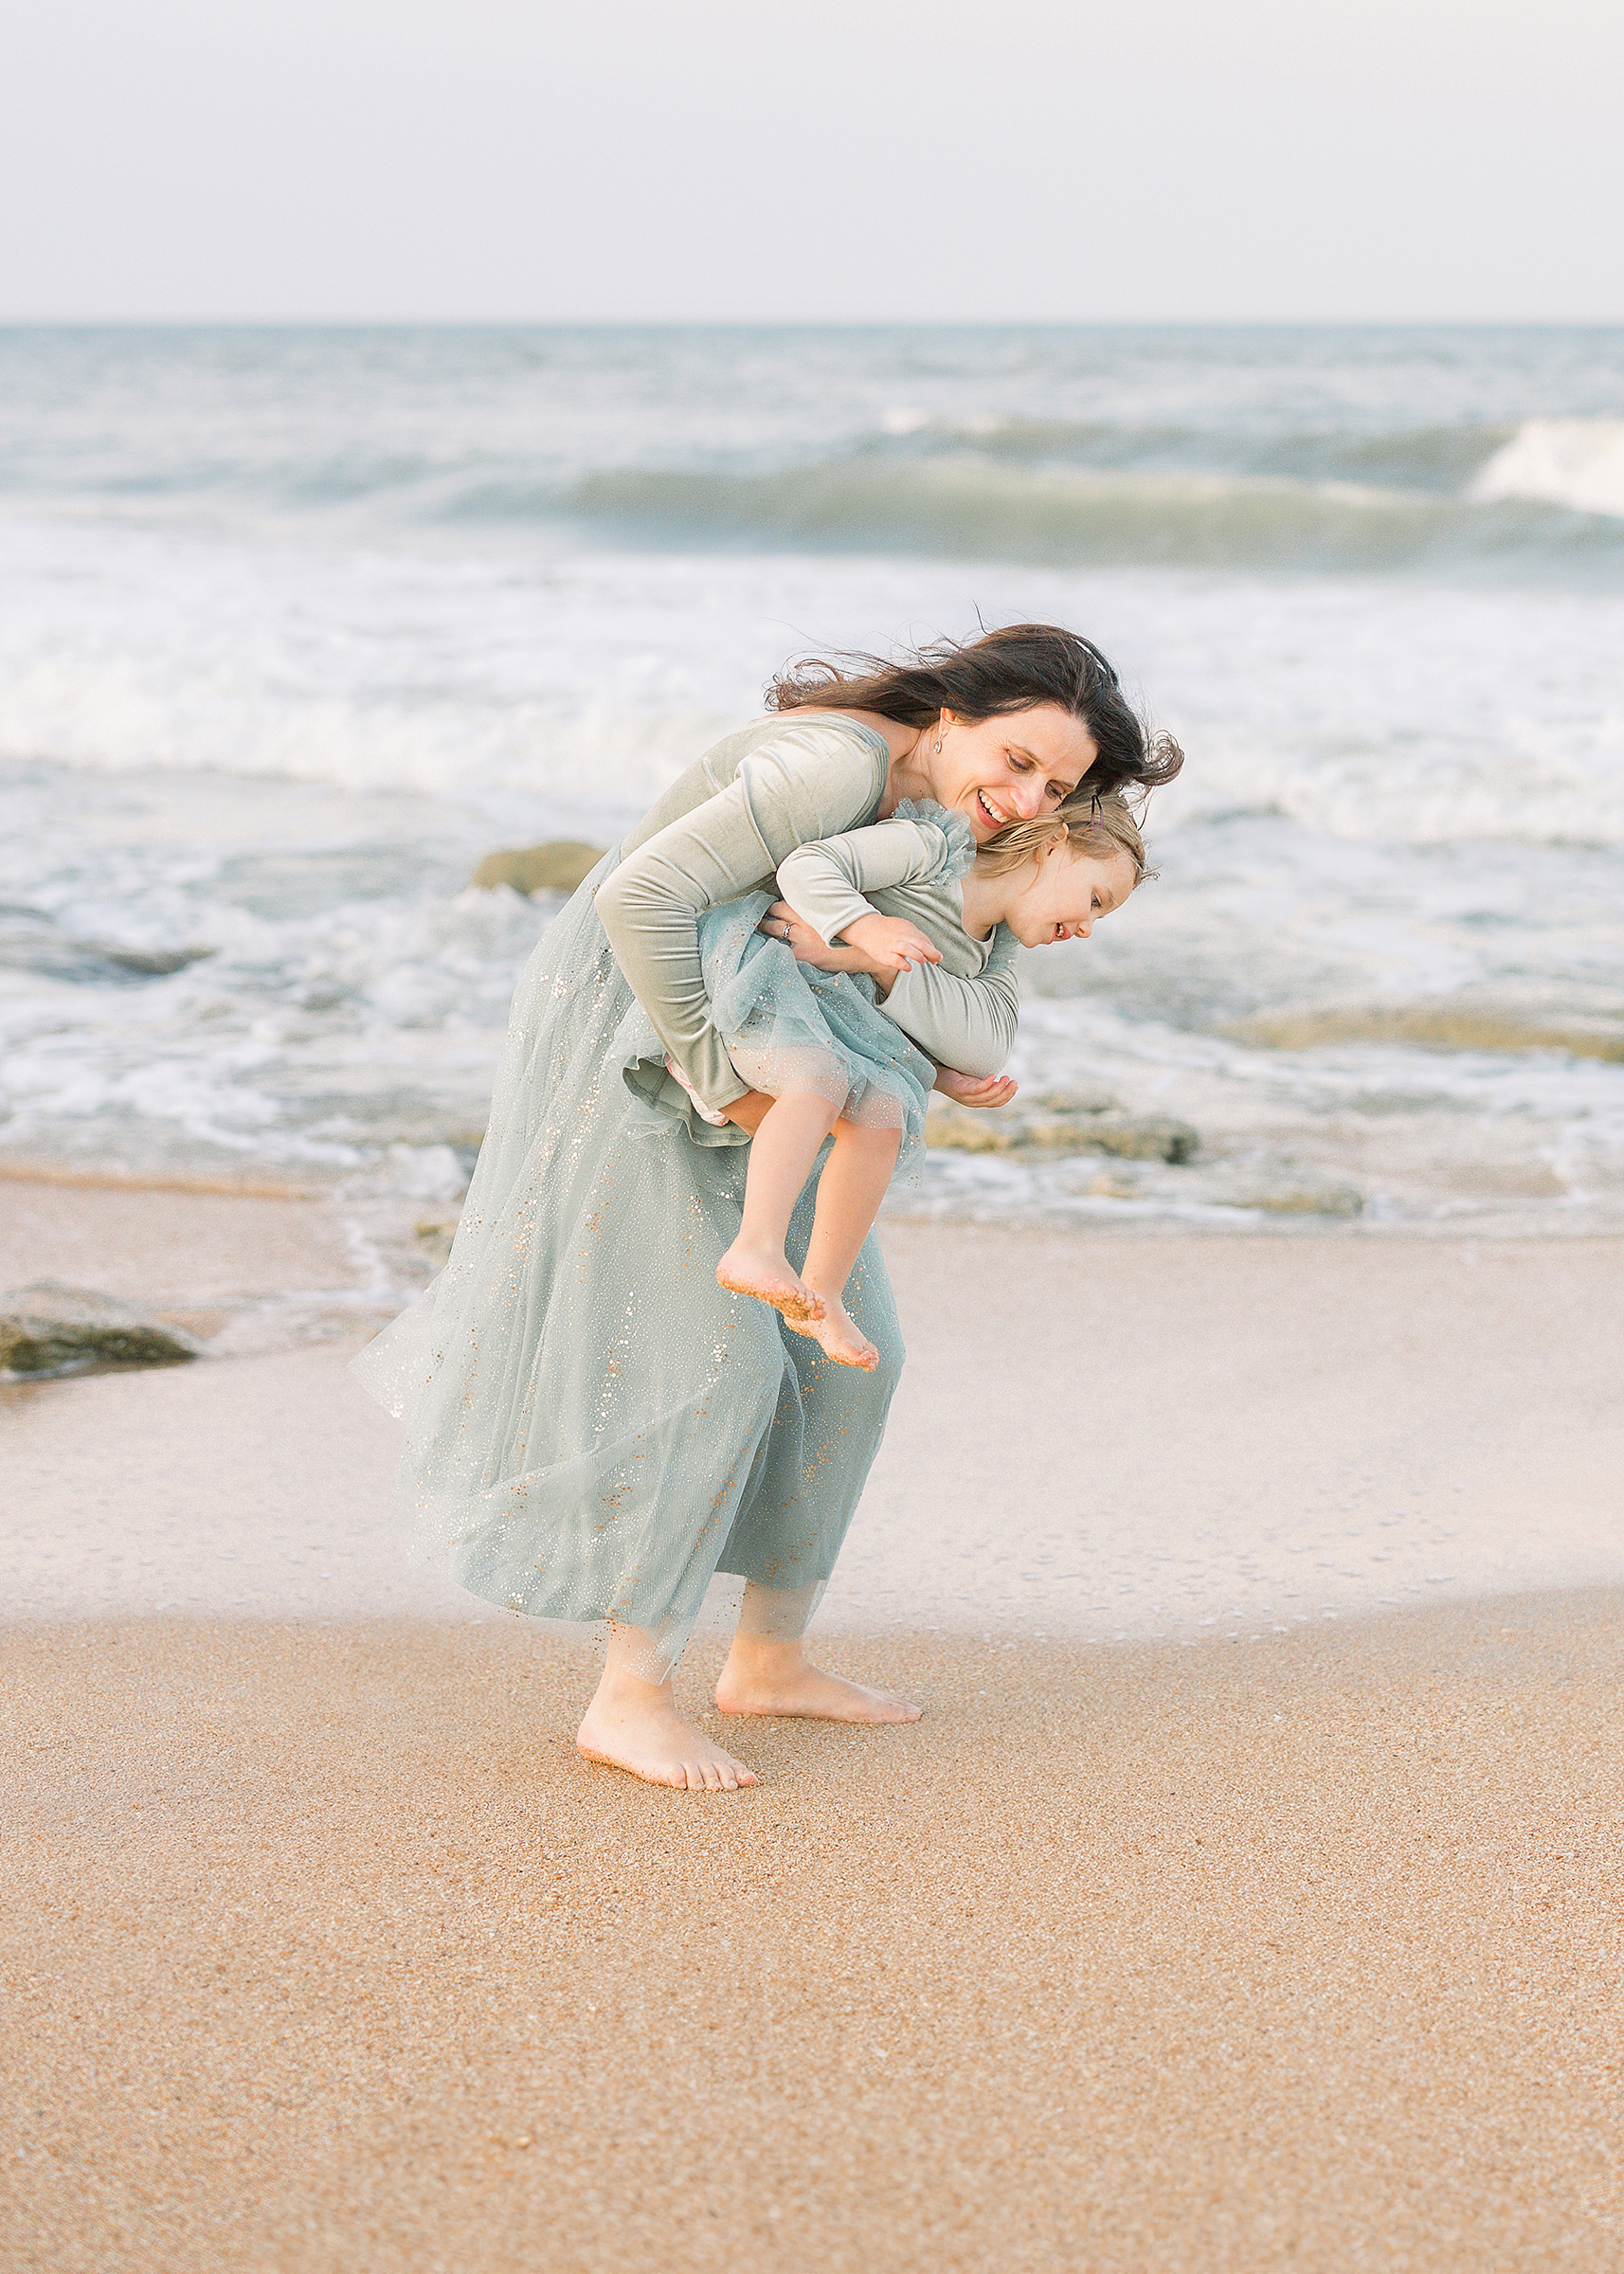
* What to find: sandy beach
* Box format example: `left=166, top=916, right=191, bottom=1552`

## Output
left=4, top=1178, right=1623, bottom=2267
left=6, top=1606, right=1621, bottom=2270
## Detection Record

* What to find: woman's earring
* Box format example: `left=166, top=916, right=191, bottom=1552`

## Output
left=934, top=736, right=943, bottom=755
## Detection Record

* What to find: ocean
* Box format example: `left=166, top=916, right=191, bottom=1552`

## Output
left=1, top=323, right=1620, bottom=1237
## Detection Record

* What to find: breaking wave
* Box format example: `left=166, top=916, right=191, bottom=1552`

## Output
left=1470, top=418, right=1624, bottom=521
left=560, top=453, right=1623, bottom=575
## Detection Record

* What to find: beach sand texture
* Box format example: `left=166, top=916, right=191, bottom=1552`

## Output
left=5, top=1608, right=1620, bottom=2271
left=4, top=1181, right=1622, bottom=2267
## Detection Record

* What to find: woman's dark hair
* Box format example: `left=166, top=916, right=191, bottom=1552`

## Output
left=767, top=622, right=1183, bottom=808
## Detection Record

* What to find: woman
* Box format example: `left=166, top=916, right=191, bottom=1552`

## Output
left=353, top=624, right=1182, bottom=1792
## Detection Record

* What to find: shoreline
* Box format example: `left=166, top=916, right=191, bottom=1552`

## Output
left=5, top=1153, right=1620, bottom=1243
left=6, top=1182, right=1622, bottom=1638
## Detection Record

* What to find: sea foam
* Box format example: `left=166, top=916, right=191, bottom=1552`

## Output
left=1471, top=418, right=1624, bottom=521
left=2, top=326, right=1621, bottom=1232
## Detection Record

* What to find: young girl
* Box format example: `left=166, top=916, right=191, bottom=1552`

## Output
left=684, top=793, right=1150, bottom=1369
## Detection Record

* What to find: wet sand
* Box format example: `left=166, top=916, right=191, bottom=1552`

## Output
left=5, top=1602, right=1621, bottom=2270
left=6, top=1178, right=1622, bottom=1634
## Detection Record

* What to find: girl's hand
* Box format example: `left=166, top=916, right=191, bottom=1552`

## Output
left=933, top=1067, right=1019, bottom=1110
left=842, top=913, right=943, bottom=972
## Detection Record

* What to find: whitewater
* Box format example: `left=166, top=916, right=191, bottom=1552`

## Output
left=1, top=324, right=1621, bottom=1238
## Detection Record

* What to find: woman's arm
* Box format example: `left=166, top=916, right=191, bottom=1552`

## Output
left=594, top=722, right=886, bottom=1115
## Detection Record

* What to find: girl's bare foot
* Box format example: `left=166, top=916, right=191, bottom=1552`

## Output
left=715, top=1635, right=922, bottom=1724
left=577, top=1667, right=757, bottom=1791
left=716, top=1237, right=824, bottom=1331
left=803, top=1290, right=878, bottom=1370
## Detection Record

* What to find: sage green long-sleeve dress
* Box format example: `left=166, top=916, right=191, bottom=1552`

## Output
left=352, top=715, right=1020, bottom=1676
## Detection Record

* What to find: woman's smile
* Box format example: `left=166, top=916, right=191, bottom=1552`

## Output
left=925, top=704, right=1100, bottom=840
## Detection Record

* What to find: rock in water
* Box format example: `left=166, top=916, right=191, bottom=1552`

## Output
left=926, top=1089, right=1199, bottom=1164
left=470, top=842, right=605, bottom=894
left=0, top=1282, right=204, bottom=1377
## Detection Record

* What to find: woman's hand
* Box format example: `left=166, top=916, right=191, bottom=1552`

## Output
left=722, top=1090, right=775, bottom=1134
left=757, top=903, right=848, bottom=969
left=933, top=1067, right=1018, bottom=1110
left=841, top=913, right=942, bottom=973
left=757, top=902, right=899, bottom=997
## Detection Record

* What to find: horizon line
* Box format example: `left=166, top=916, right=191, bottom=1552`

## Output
left=2, top=314, right=1622, bottom=333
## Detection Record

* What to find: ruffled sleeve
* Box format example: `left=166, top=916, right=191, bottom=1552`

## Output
left=887, top=798, right=978, bottom=882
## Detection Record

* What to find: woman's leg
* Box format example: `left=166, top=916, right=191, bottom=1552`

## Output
left=714, top=1216, right=920, bottom=1724
left=577, top=1621, right=757, bottom=1791
left=715, top=1577, right=922, bottom=1724
left=800, top=1118, right=902, bottom=1370
left=715, top=1091, right=841, bottom=1326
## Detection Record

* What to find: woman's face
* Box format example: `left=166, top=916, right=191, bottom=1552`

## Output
left=1001, top=839, right=1138, bottom=948
left=930, top=704, right=1098, bottom=841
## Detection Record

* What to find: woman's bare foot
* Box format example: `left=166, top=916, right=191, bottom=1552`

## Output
left=715, top=1634, right=922, bottom=1724
left=577, top=1665, right=757, bottom=1791
left=803, top=1289, right=878, bottom=1370
left=716, top=1237, right=824, bottom=1331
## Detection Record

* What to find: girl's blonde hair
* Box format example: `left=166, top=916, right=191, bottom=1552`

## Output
left=978, top=790, right=1156, bottom=886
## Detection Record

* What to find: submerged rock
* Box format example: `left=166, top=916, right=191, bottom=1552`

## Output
left=0, top=1281, right=204, bottom=1378
left=1223, top=1006, right=1624, bottom=1064
left=1248, top=1184, right=1365, bottom=1218
left=0, top=933, right=215, bottom=985
left=926, top=1088, right=1199, bottom=1165
left=470, top=842, right=605, bottom=895
left=413, top=1215, right=460, bottom=1270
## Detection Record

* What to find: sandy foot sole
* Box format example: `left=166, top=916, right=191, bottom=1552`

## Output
left=716, top=1243, right=825, bottom=1333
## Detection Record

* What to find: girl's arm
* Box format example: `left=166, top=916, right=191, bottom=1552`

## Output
left=775, top=813, right=947, bottom=949
left=594, top=721, right=886, bottom=1117
left=887, top=930, right=1020, bottom=1079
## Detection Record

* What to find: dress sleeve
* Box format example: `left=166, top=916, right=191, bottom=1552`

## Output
left=884, top=925, right=1020, bottom=1078
left=775, top=815, right=950, bottom=946
left=594, top=720, right=885, bottom=1113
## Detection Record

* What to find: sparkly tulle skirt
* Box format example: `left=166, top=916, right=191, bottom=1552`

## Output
left=351, top=853, right=905, bottom=1679
left=697, top=891, right=935, bottom=1180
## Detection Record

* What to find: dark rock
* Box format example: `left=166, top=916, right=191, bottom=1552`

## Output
left=0, top=1282, right=204, bottom=1378
left=470, top=843, right=605, bottom=895
left=1074, top=1115, right=1200, bottom=1165
left=97, top=946, right=214, bottom=979
left=926, top=1090, right=1199, bottom=1164
left=0, top=930, right=215, bottom=985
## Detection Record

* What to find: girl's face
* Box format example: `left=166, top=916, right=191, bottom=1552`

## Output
left=1001, top=838, right=1138, bottom=948
left=931, top=704, right=1097, bottom=841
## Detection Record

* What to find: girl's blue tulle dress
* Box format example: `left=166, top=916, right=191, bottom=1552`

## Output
left=694, top=799, right=979, bottom=1182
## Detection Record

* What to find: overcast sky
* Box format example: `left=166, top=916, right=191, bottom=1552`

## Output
left=5, top=0, right=1620, bottom=323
